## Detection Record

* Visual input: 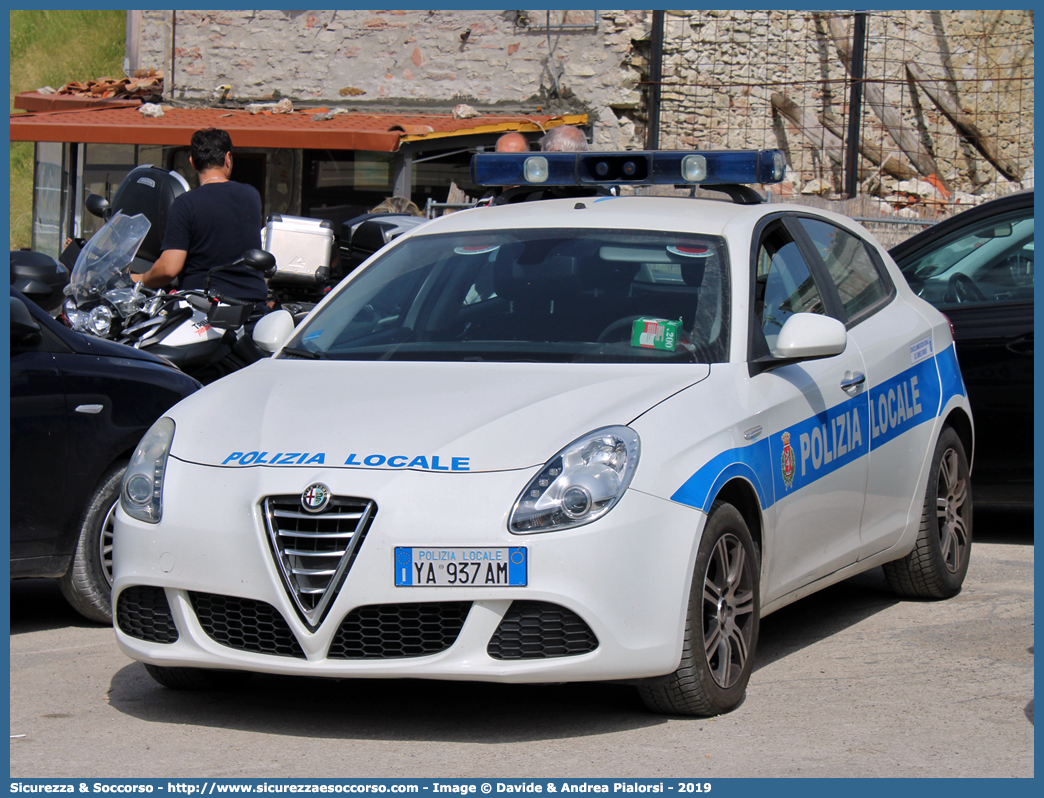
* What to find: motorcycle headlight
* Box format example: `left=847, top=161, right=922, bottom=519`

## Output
left=121, top=417, right=175, bottom=524
left=509, top=426, right=640, bottom=534
left=87, top=304, right=115, bottom=337
left=63, top=299, right=89, bottom=332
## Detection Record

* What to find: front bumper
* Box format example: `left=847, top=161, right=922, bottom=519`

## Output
left=113, top=459, right=706, bottom=682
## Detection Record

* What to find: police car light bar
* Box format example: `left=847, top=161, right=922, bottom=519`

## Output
left=472, top=149, right=787, bottom=187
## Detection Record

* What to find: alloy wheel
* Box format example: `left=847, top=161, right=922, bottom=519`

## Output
left=702, top=532, right=756, bottom=689
left=937, top=448, right=970, bottom=574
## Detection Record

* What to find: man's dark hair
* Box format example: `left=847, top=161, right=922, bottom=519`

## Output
left=190, top=128, right=233, bottom=171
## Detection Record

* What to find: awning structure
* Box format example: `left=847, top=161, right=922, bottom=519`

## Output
left=10, top=99, right=587, bottom=152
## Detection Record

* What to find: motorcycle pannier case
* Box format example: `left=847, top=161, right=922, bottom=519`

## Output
left=262, top=215, right=334, bottom=287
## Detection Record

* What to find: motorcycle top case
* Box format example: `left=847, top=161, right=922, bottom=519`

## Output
left=262, top=214, right=334, bottom=286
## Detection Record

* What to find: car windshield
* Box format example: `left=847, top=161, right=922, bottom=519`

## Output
left=897, top=209, right=1034, bottom=306
left=283, top=227, right=731, bottom=363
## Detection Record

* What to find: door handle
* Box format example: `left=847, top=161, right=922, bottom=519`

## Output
left=840, top=371, right=865, bottom=393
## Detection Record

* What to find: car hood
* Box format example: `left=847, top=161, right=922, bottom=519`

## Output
left=168, top=358, right=710, bottom=472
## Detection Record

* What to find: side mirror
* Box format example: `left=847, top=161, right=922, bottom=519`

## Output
left=252, top=309, right=295, bottom=354
left=85, top=194, right=111, bottom=219
left=10, top=296, right=41, bottom=344
left=772, top=313, right=847, bottom=360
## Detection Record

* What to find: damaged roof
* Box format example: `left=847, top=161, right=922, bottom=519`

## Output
left=9, top=99, right=587, bottom=152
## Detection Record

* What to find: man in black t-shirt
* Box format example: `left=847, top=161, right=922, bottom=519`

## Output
left=131, top=127, right=267, bottom=303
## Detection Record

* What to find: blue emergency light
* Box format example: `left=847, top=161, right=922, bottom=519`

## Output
left=472, top=149, right=787, bottom=187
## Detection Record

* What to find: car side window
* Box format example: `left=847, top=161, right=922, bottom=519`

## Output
left=754, top=224, right=826, bottom=351
left=797, top=217, right=892, bottom=322
left=898, top=207, right=1034, bottom=307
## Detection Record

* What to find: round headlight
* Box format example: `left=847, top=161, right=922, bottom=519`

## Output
left=87, top=304, right=114, bottom=337
left=124, top=474, right=154, bottom=505
left=63, top=299, right=89, bottom=332
left=561, top=485, right=593, bottom=519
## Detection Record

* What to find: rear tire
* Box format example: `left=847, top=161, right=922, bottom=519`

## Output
left=883, top=426, right=972, bottom=599
left=58, top=465, right=123, bottom=624
left=143, top=664, right=248, bottom=691
left=638, top=500, right=760, bottom=716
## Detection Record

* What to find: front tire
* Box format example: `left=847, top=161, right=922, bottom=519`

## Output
left=883, top=426, right=972, bottom=599
left=58, top=464, right=123, bottom=624
left=638, top=500, right=760, bottom=716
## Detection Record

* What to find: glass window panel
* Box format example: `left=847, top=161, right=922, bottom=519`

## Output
left=755, top=227, right=824, bottom=349
left=799, top=217, right=889, bottom=320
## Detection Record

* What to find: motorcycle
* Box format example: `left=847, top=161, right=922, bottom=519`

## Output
left=61, top=211, right=279, bottom=384
left=12, top=164, right=189, bottom=316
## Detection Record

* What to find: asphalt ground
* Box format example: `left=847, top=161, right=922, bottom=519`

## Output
left=9, top=507, right=1033, bottom=779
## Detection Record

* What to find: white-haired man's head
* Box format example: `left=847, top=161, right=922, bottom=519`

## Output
left=539, top=125, right=589, bottom=152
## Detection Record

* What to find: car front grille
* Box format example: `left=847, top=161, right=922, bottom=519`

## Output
left=189, top=592, right=305, bottom=658
left=116, top=585, right=179, bottom=644
left=263, top=494, right=376, bottom=629
left=327, top=602, right=472, bottom=659
left=487, top=601, right=599, bottom=660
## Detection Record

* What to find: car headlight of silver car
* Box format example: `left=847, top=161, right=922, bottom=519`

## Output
left=509, top=426, right=640, bottom=534
left=121, top=417, right=175, bottom=523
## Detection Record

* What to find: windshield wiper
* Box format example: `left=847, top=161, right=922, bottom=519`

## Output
left=280, top=346, right=326, bottom=360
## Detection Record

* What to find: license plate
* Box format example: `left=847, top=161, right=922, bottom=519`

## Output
left=394, top=547, right=527, bottom=587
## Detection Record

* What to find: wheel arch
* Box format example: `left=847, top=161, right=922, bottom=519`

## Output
left=943, top=407, right=974, bottom=468
left=57, top=446, right=135, bottom=561
left=712, top=477, right=764, bottom=563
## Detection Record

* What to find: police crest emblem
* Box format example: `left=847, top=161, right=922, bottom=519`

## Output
left=781, top=431, right=796, bottom=490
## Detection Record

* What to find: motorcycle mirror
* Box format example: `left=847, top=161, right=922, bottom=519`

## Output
left=241, top=248, right=278, bottom=279
left=85, top=194, right=111, bottom=220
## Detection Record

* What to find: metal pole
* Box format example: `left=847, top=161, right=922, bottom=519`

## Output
left=392, top=150, right=413, bottom=199
left=844, top=12, right=868, bottom=197
left=646, top=10, right=664, bottom=150
left=170, top=11, right=176, bottom=101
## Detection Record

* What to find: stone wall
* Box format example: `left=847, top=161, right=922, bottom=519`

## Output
left=136, top=9, right=1033, bottom=201
left=656, top=10, right=1034, bottom=202
left=137, top=9, right=651, bottom=150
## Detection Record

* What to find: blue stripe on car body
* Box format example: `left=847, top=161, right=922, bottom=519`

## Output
left=670, top=345, right=965, bottom=513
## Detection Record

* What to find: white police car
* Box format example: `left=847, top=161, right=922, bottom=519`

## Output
left=113, top=149, right=973, bottom=716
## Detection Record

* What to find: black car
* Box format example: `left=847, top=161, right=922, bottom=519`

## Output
left=10, top=287, right=201, bottom=622
left=890, top=191, right=1033, bottom=506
